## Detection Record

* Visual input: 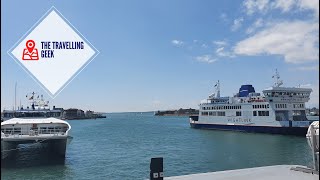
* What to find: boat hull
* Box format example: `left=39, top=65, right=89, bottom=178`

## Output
left=1, top=138, right=68, bottom=159
left=190, top=122, right=309, bottom=136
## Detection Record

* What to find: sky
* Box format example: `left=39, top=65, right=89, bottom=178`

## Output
left=1, top=0, right=319, bottom=112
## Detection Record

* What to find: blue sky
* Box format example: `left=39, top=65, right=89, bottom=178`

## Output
left=1, top=0, right=319, bottom=112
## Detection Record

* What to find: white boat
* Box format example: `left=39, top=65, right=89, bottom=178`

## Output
left=1, top=92, right=63, bottom=121
left=1, top=117, right=71, bottom=159
left=1, top=92, right=71, bottom=159
left=190, top=70, right=317, bottom=136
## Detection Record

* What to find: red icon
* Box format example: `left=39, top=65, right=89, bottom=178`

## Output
left=22, top=40, right=39, bottom=60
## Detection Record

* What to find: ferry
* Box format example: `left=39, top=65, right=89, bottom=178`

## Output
left=1, top=92, right=71, bottom=159
left=1, top=92, right=63, bottom=121
left=190, top=70, right=318, bottom=136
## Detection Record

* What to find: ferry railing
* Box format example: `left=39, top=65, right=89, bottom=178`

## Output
left=2, top=129, right=67, bottom=138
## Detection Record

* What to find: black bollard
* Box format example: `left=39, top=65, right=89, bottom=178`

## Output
left=150, top=157, right=163, bottom=180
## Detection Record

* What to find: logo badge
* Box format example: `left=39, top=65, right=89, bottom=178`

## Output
left=8, top=6, right=99, bottom=98
left=22, top=40, right=39, bottom=60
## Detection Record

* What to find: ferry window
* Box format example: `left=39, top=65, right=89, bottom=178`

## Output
left=209, top=112, right=213, bottom=116
left=212, top=112, right=216, bottom=116
left=267, top=104, right=269, bottom=108
left=266, top=111, right=269, bottom=116
left=222, top=112, right=225, bottom=116
left=253, top=111, right=257, bottom=116
left=236, top=111, right=241, bottom=116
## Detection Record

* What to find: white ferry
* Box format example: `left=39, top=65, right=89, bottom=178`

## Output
left=1, top=92, right=63, bottom=121
left=190, top=70, right=317, bottom=136
left=1, top=93, right=71, bottom=159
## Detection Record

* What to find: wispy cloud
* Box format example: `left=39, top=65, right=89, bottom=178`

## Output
left=220, top=13, right=228, bottom=22
left=243, top=0, right=319, bottom=18
left=195, top=55, right=217, bottom=64
left=246, top=18, right=263, bottom=34
left=294, top=66, right=319, bottom=71
left=231, top=17, right=244, bottom=31
left=213, top=40, right=228, bottom=47
left=271, top=0, right=296, bottom=12
left=234, top=20, right=319, bottom=63
left=215, top=47, right=235, bottom=58
left=243, top=0, right=269, bottom=15
left=171, top=40, right=184, bottom=47
left=299, top=0, right=319, bottom=18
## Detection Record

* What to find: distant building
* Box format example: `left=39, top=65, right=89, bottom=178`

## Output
left=85, top=110, right=94, bottom=118
left=63, top=108, right=85, bottom=119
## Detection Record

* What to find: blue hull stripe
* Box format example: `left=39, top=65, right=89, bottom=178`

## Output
left=190, top=123, right=308, bottom=136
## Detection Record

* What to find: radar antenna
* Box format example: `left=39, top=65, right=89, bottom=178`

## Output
left=272, top=69, right=283, bottom=87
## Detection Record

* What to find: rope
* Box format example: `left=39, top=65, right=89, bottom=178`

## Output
left=1, top=139, right=48, bottom=152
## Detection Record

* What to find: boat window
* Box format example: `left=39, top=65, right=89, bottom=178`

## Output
left=253, top=111, right=257, bottom=116
left=236, top=111, right=241, bottom=116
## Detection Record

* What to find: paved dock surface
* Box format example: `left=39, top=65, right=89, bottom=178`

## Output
left=166, top=165, right=319, bottom=180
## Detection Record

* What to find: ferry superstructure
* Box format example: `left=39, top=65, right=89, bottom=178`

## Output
left=1, top=92, right=63, bottom=121
left=190, top=70, right=317, bottom=136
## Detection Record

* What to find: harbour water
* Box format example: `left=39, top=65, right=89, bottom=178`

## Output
left=1, top=112, right=313, bottom=179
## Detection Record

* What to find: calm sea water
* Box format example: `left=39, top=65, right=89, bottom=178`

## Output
left=1, top=112, right=313, bottom=179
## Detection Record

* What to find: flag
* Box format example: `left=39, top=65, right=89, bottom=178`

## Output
left=29, top=96, right=33, bottom=100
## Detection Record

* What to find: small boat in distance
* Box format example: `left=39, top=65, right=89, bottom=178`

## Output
left=190, top=70, right=317, bottom=136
